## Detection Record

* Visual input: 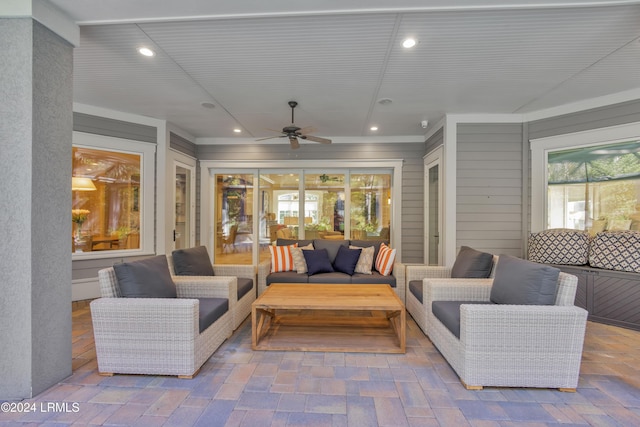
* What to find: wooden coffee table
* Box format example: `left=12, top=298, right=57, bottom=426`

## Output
left=251, top=283, right=405, bottom=353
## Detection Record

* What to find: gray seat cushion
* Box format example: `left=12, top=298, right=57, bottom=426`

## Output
left=197, top=297, right=228, bottom=333
left=351, top=272, right=396, bottom=287
left=432, top=300, right=494, bottom=339
left=409, top=280, right=422, bottom=303
left=451, top=246, right=494, bottom=278
left=114, top=255, right=177, bottom=298
left=266, top=271, right=309, bottom=285
left=171, top=246, right=215, bottom=276
left=490, top=255, right=560, bottom=305
left=237, top=277, right=254, bottom=300
left=307, top=272, right=352, bottom=283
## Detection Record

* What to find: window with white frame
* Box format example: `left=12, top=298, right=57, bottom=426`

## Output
left=72, top=132, right=156, bottom=257
left=531, top=123, right=640, bottom=234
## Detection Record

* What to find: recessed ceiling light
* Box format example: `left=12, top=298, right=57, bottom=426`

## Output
left=138, top=47, right=155, bottom=57
left=200, top=101, right=215, bottom=109
left=402, top=38, right=417, bottom=48
left=370, top=126, right=379, bottom=131
left=378, top=98, right=393, bottom=105
left=233, top=128, right=242, bottom=133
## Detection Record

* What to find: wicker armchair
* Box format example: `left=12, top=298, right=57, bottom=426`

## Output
left=426, top=272, right=588, bottom=391
left=166, top=255, right=255, bottom=330
left=90, top=267, right=233, bottom=378
left=405, top=255, right=498, bottom=335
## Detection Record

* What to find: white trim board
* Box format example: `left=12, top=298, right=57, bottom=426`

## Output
left=72, top=277, right=100, bottom=301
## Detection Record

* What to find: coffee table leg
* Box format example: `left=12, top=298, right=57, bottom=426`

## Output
left=253, top=308, right=275, bottom=349
left=386, top=310, right=406, bottom=352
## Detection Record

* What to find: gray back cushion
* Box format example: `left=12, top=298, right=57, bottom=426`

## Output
left=114, top=255, right=177, bottom=298
left=172, top=246, right=215, bottom=276
left=451, top=246, right=494, bottom=278
left=277, top=238, right=314, bottom=247
left=313, top=239, right=349, bottom=263
left=490, top=255, right=560, bottom=305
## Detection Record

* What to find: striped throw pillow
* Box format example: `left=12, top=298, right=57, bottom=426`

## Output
left=375, top=242, right=396, bottom=276
left=269, top=244, right=298, bottom=273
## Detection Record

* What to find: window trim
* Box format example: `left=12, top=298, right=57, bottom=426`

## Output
left=72, top=132, right=156, bottom=260
left=530, top=122, right=640, bottom=232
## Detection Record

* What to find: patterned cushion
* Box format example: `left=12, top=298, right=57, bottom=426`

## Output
left=291, top=243, right=314, bottom=274
left=527, top=229, right=590, bottom=265
left=589, top=231, right=640, bottom=273
left=375, top=242, right=396, bottom=276
left=350, top=245, right=375, bottom=274
left=269, top=244, right=298, bottom=273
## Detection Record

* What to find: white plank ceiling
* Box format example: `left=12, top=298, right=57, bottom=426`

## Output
left=48, top=0, right=640, bottom=143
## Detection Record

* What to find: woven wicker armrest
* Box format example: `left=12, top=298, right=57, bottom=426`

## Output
left=426, top=278, right=493, bottom=302
left=405, top=265, right=453, bottom=281
left=90, top=297, right=200, bottom=338
left=461, top=304, right=588, bottom=348
left=213, top=264, right=256, bottom=279
left=257, top=259, right=272, bottom=295
left=173, top=276, right=236, bottom=301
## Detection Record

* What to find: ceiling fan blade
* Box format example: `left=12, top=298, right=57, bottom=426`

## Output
left=289, top=136, right=300, bottom=149
left=304, top=135, right=332, bottom=144
left=297, top=126, right=316, bottom=135
left=256, top=135, right=285, bottom=141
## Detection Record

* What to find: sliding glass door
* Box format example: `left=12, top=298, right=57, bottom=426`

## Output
left=210, top=167, right=394, bottom=265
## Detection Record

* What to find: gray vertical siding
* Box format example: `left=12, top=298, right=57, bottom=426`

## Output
left=456, top=123, right=524, bottom=257
left=197, top=142, right=425, bottom=263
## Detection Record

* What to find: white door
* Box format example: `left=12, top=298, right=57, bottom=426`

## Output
left=424, top=147, right=443, bottom=265
left=173, top=161, right=196, bottom=250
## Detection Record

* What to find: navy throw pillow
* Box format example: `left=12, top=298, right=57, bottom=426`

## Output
left=333, top=245, right=362, bottom=275
left=172, top=246, right=215, bottom=276
left=303, top=249, right=335, bottom=275
left=114, top=255, right=177, bottom=298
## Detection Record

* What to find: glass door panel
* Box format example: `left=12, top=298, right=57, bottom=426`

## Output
left=214, top=173, right=254, bottom=264
left=303, top=172, right=345, bottom=240
left=425, top=147, right=443, bottom=265
left=350, top=173, right=391, bottom=241
left=259, top=172, right=300, bottom=263
left=427, top=164, right=440, bottom=265
left=174, top=164, right=192, bottom=250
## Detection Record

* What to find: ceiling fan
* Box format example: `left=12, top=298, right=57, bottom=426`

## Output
left=257, top=101, right=332, bottom=149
